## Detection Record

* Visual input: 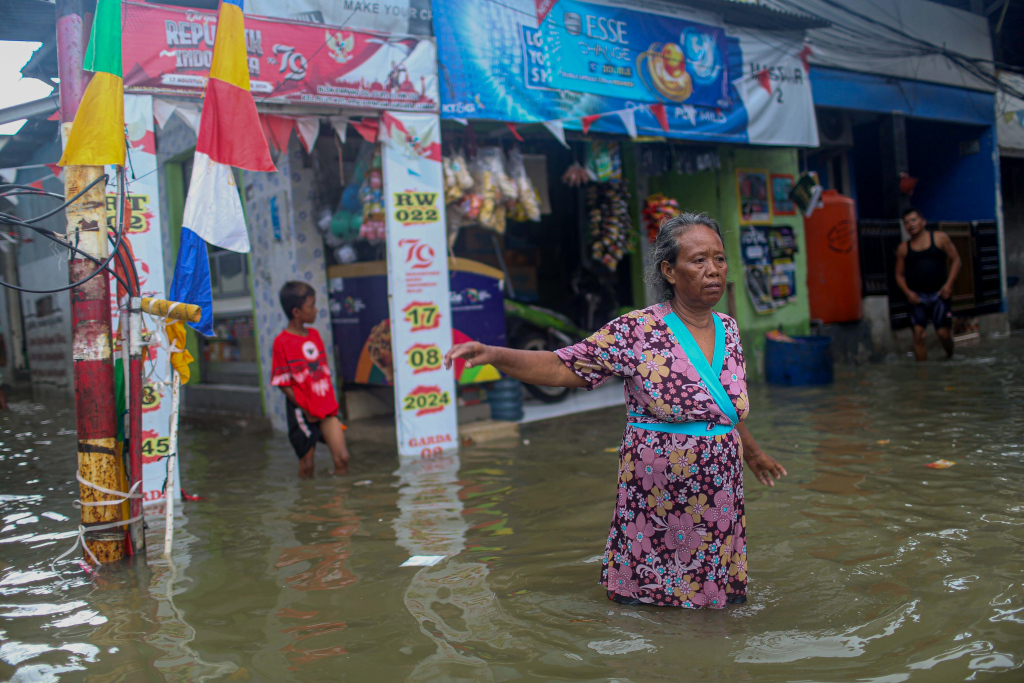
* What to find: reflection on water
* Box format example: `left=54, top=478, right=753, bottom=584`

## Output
left=394, top=454, right=526, bottom=681
left=1, top=335, right=1023, bottom=681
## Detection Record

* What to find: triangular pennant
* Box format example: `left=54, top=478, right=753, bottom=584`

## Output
left=541, top=120, right=569, bottom=148
left=756, top=68, right=772, bottom=94
left=173, top=103, right=202, bottom=134
left=1018, top=110, right=1024, bottom=126
left=453, top=118, right=469, bottom=126
left=506, top=122, right=524, bottom=141
left=581, top=114, right=602, bottom=135
left=45, top=164, right=64, bottom=182
left=260, top=114, right=295, bottom=153
left=1006, top=111, right=1017, bottom=123
left=798, top=44, right=813, bottom=73
left=0, top=168, right=15, bottom=184
left=350, top=118, right=379, bottom=143
left=616, top=109, right=637, bottom=139
left=329, top=116, right=349, bottom=143
left=295, top=116, right=320, bottom=154
left=153, top=98, right=177, bottom=129
left=649, top=103, right=669, bottom=132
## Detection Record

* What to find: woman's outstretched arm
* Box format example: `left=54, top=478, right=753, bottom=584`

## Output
left=444, top=342, right=589, bottom=389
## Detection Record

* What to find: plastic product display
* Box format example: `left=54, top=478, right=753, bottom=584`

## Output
left=587, top=181, right=633, bottom=271
left=642, top=193, right=680, bottom=243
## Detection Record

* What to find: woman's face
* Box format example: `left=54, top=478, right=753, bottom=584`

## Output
left=660, top=225, right=727, bottom=308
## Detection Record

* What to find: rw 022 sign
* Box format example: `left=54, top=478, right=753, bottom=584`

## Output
left=380, top=112, right=458, bottom=457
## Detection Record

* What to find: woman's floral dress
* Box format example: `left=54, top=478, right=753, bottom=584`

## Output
left=556, top=303, right=749, bottom=608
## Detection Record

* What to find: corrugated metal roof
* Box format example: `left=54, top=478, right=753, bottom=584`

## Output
left=675, top=0, right=831, bottom=30
left=0, top=0, right=56, bottom=43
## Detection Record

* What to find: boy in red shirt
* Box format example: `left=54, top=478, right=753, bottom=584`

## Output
left=271, top=282, right=351, bottom=478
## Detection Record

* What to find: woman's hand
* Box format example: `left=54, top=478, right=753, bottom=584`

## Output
left=743, top=447, right=787, bottom=487
left=444, top=342, right=501, bottom=370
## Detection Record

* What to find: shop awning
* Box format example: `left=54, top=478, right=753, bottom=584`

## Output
left=809, top=66, right=996, bottom=126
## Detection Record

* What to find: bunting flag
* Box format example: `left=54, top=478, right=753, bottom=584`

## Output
left=505, top=122, right=524, bottom=141
left=616, top=109, right=637, bottom=139
left=329, top=116, right=349, bottom=143
left=170, top=0, right=274, bottom=336
left=295, top=117, right=320, bottom=153
left=581, top=114, right=601, bottom=135
left=542, top=119, right=568, bottom=148
left=58, top=0, right=125, bottom=167
left=649, top=103, right=669, bottom=132
left=756, top=68, right=772, bottom=94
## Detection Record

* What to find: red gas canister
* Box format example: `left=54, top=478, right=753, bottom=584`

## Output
left=805, top=190, right=862, bottom=323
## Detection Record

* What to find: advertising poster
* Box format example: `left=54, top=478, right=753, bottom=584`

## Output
left=771, top=174, right=796, bottom=215
left=521, top=0, right=729, bottom=106
left=380, top=112, right=458, bottom=457
left=740, top=224, right=798, bottom=314
left=432, top=0, right=819, bottom=146
left=108, top=94, right=179, bottom=508
left=768, top=225, right=798, bottom=302
left=121, top=1, right=438, bottom=112
left=736, top=169, right=770, bottom=224
left=740, top=224, right=774, bottom=314
left=330, top=264, right=503, bottom=386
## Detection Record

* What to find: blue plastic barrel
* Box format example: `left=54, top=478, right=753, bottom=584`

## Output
left=765, top=336, right=834, bottom=386
left=488, top=377, right=524, bottom=421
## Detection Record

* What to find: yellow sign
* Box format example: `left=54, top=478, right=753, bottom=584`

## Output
left=402, top=385, right=451, bottom=416
left=392, top=191, right=439, bottom=226
left=405, top=343, right=442, bottom=374
left=402, top=301, right=440, bottom=331
left=106, top=193, right=152, bottom=234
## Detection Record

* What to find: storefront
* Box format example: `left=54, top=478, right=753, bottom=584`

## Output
left=117, top=1, right=467, bottom=442
left=432, top=0, right=825, bottom=379
left=806, top=66, right=1006, bottom=343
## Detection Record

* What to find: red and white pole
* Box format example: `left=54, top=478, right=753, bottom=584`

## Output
left=56, top=0, right=125, bottom=564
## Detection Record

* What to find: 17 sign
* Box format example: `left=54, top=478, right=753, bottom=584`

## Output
left=402, top=301, right=440, bottom=332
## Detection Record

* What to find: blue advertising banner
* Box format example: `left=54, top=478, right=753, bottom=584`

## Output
left=521, top=0, right=729, bottom=108
left=432, top=0, right=820, bottom=147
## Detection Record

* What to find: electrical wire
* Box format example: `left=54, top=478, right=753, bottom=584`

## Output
left=0, top=169, right=136, bottom=295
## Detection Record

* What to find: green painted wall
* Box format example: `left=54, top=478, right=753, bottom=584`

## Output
left=648, top=146, right=810, bottom=379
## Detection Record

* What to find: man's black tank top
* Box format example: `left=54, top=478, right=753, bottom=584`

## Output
left=904, top=231, right=948, bottom=294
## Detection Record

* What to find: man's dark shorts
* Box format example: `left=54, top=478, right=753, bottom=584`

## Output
left=910, top=292, right=952, bottom=329
left=286, top=401, right=338, bottom=459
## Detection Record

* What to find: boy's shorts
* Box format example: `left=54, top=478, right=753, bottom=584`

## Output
left=286, top=401, right=340, bottom=459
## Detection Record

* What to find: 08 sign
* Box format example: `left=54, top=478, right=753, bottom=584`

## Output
left=405, top=343, right=442, bottom=374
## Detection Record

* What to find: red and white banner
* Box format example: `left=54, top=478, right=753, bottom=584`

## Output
left=122, top=1, right=439, bottom=112
left=381, top=112, right=457, bottom=457
left=108, top=94, right=180, bottom=508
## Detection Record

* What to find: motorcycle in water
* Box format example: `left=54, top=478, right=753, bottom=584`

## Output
left=503, top=267, right=625, bottom=403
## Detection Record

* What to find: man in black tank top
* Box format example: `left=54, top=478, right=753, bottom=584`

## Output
left=894, top=208, right=962, bottom=361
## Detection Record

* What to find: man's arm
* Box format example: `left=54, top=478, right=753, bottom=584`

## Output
left=936, top=232, right=962, bottom=300
left=893, top=242, right=921, bottom=304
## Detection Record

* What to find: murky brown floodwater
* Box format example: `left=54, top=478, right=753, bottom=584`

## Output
left=2, top=335, right=1023, bottom=682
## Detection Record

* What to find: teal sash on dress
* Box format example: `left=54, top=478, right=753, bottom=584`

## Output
left=627, top=311, right=739, bottom=436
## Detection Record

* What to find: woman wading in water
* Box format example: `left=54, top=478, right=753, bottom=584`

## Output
left=444, top=213, right=786, bottom=608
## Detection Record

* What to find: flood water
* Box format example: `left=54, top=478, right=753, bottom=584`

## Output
left=2, top=336, right=1023, bottom=682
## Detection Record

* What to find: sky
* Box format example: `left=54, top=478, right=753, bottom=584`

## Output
left=0, top=41, right=54, bottom=136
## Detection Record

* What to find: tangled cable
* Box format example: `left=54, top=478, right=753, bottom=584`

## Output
left=0, top=167, right=139, bottom=297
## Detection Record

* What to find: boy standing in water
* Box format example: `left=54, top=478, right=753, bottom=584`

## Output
left=271, top=282, right=351, bottom=478
left=894, top=207, right=962, bottom=361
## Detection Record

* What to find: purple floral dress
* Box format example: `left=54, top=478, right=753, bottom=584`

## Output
left=556, top=303, right=749, bottom=608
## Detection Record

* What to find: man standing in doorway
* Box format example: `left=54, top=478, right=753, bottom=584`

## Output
left=894, top=207, right=962, bottom=361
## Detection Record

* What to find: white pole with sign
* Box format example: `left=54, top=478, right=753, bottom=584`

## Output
left=380, top=112, right=459, bottom=457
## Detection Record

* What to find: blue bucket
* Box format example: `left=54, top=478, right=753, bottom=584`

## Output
left=488, top=377, right=524, bottom=421
left=765, top=336, right=834, bottom=386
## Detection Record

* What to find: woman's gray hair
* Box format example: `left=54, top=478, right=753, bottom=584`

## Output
left=644, top=211, right=724, bottom=302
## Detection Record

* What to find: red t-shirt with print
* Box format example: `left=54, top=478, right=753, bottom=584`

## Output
left=271, top=327, right=339, bottom=419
